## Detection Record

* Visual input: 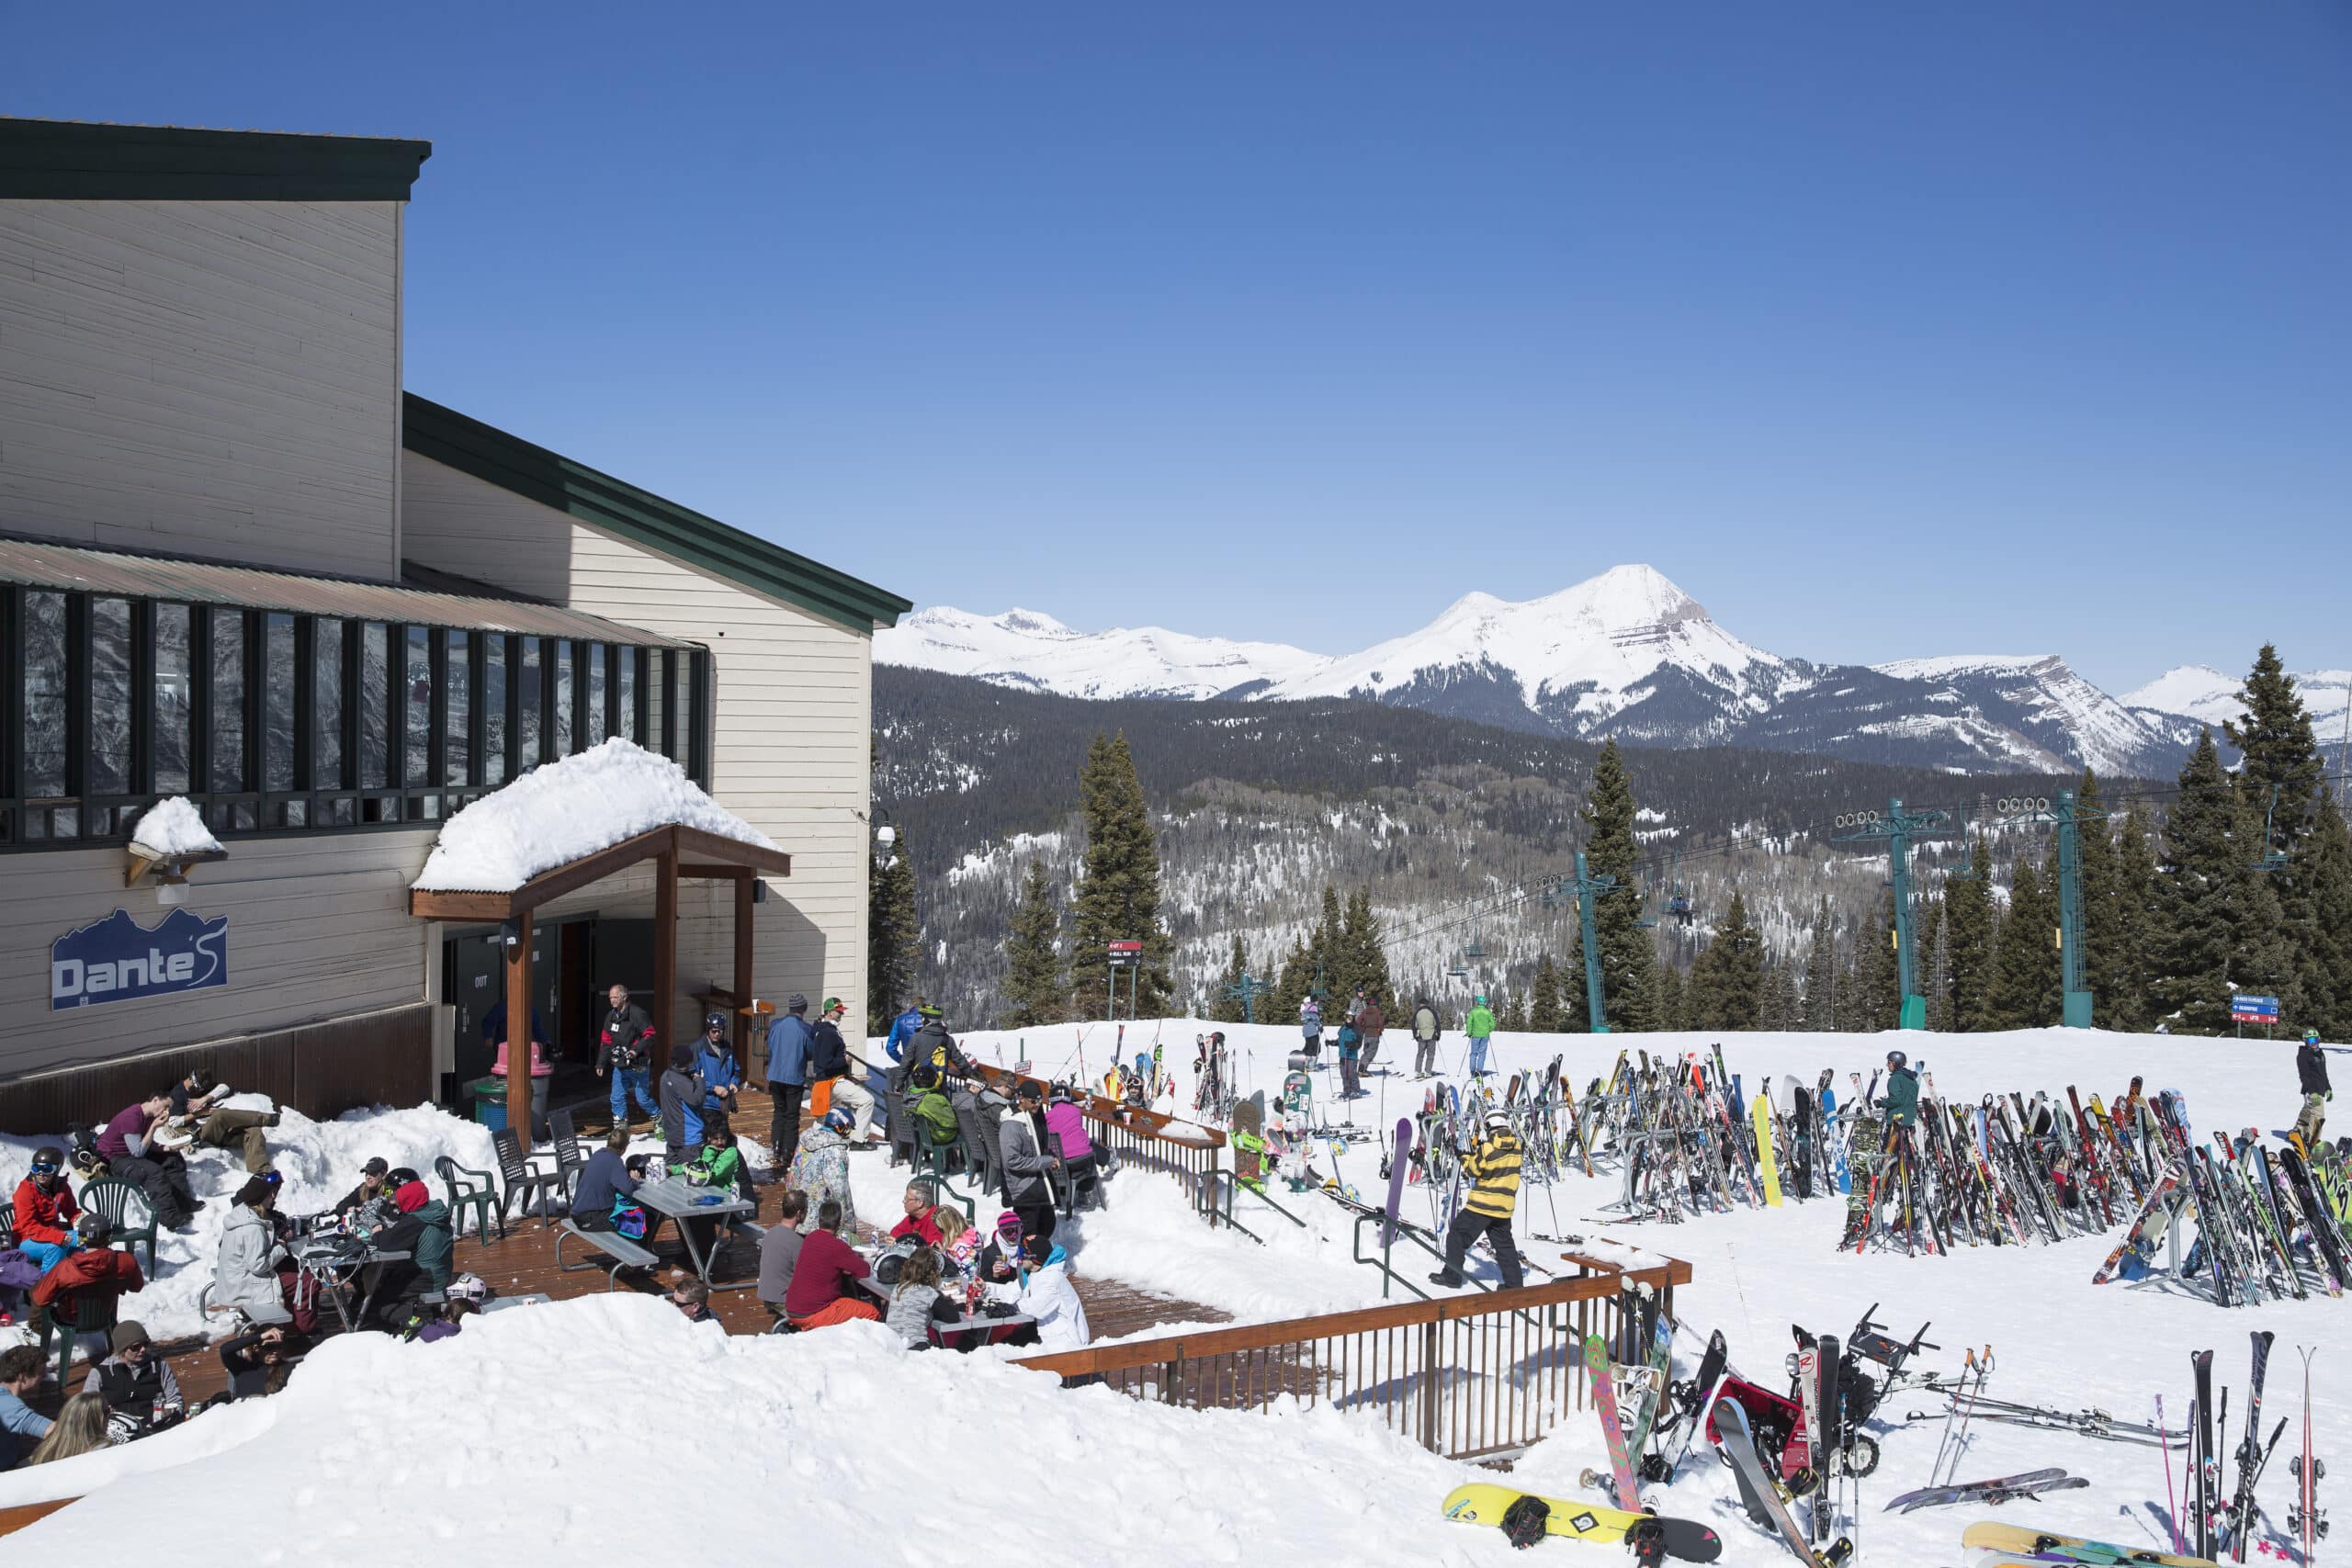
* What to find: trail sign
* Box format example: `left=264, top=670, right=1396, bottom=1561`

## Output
left=2231, top=994, right=2280, bottom=1023
left=1107, top=940, right=1143, bottom=968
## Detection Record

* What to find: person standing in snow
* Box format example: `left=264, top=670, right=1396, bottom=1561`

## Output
left=598, top=981, right=662, bottom=1132
left=1411, top=997, right=1442, bottom=1078
left=1464, top=994, right=1497, bottom=1079
left=1431, top=1109, right=1525, bottom=1291
left=787, top=1107, right=857, bottom=1236
left=1356, top=996, right=1387, bottom=1077
left=657, top=1043, right=707, bottom=1166
left=2297, top=1028, right=2332, bottom=1148
left=1881, top=1050, right=1920, bottom=1131
left=765, top=993, right=815, bottom=1176
left=998, top=1079, right=1066, bottom=1247
left=1336, top=1017, right=1363, bottom=1100
left=1300, top=994, right=1324, bottom=1066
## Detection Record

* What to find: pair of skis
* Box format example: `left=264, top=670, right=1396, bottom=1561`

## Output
left=1882, top=1466, right=2086, bottom=1513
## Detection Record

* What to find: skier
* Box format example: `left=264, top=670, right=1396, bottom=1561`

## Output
left=1300, top=994, right=1324, bottom=1066
left=1411, top=997, right=1442, bottom=1078
left=1358, top=996, right=1387, bottom=1077
left=1336, top=1016, right=1363, bottom=1099
left=2296, top=1028, right=2332, bottom=1149
left=1882, top=1050, right=1920, bottom=1130
left=1431, top=1108, right=1525, bottom=1291
left=1465, top=994, right=1497, bottom=1078
left=597, top=980, right=661, bottom=1132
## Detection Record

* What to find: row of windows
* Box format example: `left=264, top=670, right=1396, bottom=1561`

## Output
left=0, top=585, right=711, bottom=850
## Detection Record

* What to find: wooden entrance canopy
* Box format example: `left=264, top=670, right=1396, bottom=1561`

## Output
left=409, top=824, right=791, bottom=1146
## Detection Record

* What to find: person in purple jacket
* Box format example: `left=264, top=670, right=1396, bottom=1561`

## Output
left=96, top=1092, right=198, bottom=1228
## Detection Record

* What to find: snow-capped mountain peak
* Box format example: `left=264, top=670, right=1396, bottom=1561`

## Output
left=876, top=604, right=1332, bottom=701
left=2123, top=663, right=2352, bottom=750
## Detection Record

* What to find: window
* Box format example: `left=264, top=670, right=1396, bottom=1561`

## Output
left=646, top=649, right=666, bottom=758
left=518, top=637, right=543, bottom=770
left=584, top=643, right=607, bottom=747
left=210, top=609, right=247, bottom=794
left=615, top=647, right=637, bottom=743
left=404, top=626, right=433, bottom=787
left=154, top=604, right=192, bottom=795
left=263, top=614, right=296, bottom=795
left=552, top=641, right=574, bottom=758
left=445, top=628, right=470, bottom=785
left=21, top=592, right=68, bottom=798
left=358, top=623, right=390, bottom=789
left=484, top=634, right=508, bottom=782
left=314, top=618, right=345, bottom=789
left=89, top=597, right=132, bottom=799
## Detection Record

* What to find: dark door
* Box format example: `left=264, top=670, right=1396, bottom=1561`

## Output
left=446, top=932, right=502, bottom=1088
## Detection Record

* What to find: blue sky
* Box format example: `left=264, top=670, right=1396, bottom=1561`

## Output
left=13, top=4, right=2350, bottom=691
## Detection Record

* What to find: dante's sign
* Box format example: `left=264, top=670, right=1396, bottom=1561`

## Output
left=51, top=907, right=230, bottom=1010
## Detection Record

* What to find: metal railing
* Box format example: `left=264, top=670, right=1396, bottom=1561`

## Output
left=1013, top=1253, right=1691, bottom=1462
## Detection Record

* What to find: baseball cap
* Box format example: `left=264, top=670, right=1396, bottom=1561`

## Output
left=362, top=1156, right=390, bottom=1178
left=822, top=996, right=843, bottom=1014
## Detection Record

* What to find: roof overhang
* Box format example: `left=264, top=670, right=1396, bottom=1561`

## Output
left=0, top=118, right=430, bottom=201
left=407, top=824, right=789, bottom=921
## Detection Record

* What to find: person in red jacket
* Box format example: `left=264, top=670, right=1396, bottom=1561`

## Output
left=888, top=1180, right=945, bottom=1246
left=785, top=1199, right=882, bottom=1330
left=30, top=1215, right=144, bottom=1365
left=11, top=1146, right=81, bottom=1273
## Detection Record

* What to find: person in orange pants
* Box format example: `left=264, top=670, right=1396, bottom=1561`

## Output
left=784, top=1198, right=882, bottom=1330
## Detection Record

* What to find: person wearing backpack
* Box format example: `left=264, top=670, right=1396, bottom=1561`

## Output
left=1464, top=994, right=1497, bottom=1078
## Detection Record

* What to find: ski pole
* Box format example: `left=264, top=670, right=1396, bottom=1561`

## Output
left=2160, top=1395, right=2182, bottom=1554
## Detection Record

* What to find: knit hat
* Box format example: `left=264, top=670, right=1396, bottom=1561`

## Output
left=237, top=1176, right=274, bottom=1206
left=994, top=1210, right=1023, bottom=1240
left=787, top=993, right=808, bottom=1013
left=111, top=1321, right=151, bottom=1354
left=394, top=1180, right=430, bottom=1213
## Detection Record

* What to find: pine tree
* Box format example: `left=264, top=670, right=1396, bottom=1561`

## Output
left=1313, top=885, right=1344, bottom=1006
left=866, top=821, right=920, bottom=1035
left=1943, top=838, right=1996, bottom=1031
left=2108, top=800, right=2159, bottom=1032
left=1579, top=740, right=1657, bottom=1029
left=1650, top=960, right=1687, bottom=1034
left=1800, top=898, right=1838, bottom=1031
left=2075, top=771, right=2122, bottom=1023
left=1068, top=733, right=1174, bottom=1017
left=1211, top=933, right=1249, bottom=1024
left=2154, top=730, right=2289, bottom=1034
left=1762, top=961, right=1801, bottom=1032
left=1273, top=934, right=1315, bottom=1021
left=1501, top=991, right=1531, bottom=1032
left=1530, top=953, right=1563, bottom=1033
left=2301, top=788, right=2352, bottom=1039
left=1558, top=919, right=1591, bottom=1032
left=2226, top=644, right=2324, bottom=850
left=1340, top=888, right=1396, bottom=1016
left=1926, top=896, right=1953, bottom=1032
left=1985, top=857, right=2060, bottom=1029
left=1695, top=889, right=1764, bottom=1031
left=1000, top=860, right=1063, bottom=1029
left=1852, top=893, right=1901, bottom=1032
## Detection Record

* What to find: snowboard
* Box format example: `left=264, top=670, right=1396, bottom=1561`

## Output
left=1958, top=1520, right=2220, bottom=1565
left=1584, top=1333, right=1643, bottom=1510
left=1753, top=1093, right=1783, bottom=1207
left=1440, top=1483, right=1723, bottom=1561
left=1282, top=1069, right=1312, bottom=1120
left=1715, top=1396, right=1850, bottom=1566
left=1383, top=1118, right=1412, bottom=1248
left=1821, top=1088, right=1850, bottom=1195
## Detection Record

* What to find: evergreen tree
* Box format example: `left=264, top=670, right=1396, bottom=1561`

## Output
left=1800, top=898, right=1838, bottom=1031
left=1650, top=960, right=1687, bottom=1034
left=2154, top=730, right=2292, bottom=1034
left=2108, top=801, right=2159, bottom=1032
left=1273, top=933, right=1315, bottom=1021
left=1579, top=740, right=1657, bottom=1029
left=2074, top=771, right=2120, bottom=1021
left=1985, top=857, right=2060, bottom=1029
left=1695, top=889, right=1764, bottom=1031
left=1762, top=961, right=1801, bottom=1032
left=1501, top=991, right=1531, bottom=1032
left=1000, top=860, right=1063, bottom=1029
left=1068, top=733, right=1174, bottom=1017
left=2226, top=645, right=2324, bottom=849
left=1338, top=888, right=1396, bottom=1016
left=1850, top=893, right=1901, bottom=1032
left=1925, top=896, right=1952, bottom=1032
left=1211, top=933, right=1249, bottom=1024
left=1530, top=953, right=1564, bottom=1033
left=866, top=822, right=920, bottom=1035
left=2301, top=789, right=2352, bottom=1039
left=1943, top=837, right=1996, bottom=1032
left=1313, top=885, right=1344, bottom=1005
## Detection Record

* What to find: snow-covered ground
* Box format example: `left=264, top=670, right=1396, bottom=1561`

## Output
left=8, top=1022, right=2340, bottom=1565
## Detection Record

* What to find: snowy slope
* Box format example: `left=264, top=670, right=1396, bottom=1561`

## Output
left=2125, top=663, right=2352, bottom=754
left=875, top=604, right=1332, bottom=700
left=1869, top=652, right=2175, bottom=778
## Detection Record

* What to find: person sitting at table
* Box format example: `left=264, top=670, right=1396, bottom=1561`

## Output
left=786, top=1108, right=856, bottom=1235
left=783, top=1199, right=881, bottom=1331
left=885, top=1246, right=961, bottom=1350
left=977, top=1210, right=1026, bottom=1288
left=30, top=1214, right=143, bottom=1364
left=11, top=1145, right=81, bottom=1274
left=658, top=1043, right=707, bottom=1168
left=169, top=1066, right=275, bottom=1175
left=757, top=1190, right=808, bottom=1317
left=213, top=1324, right=296, bottom=1401
left=571, top=1127, right=643, bottom=1230
left=368, top=1179, right=454, bottom=1327
left=83, top=1321, right=181, bottom=1430
left=686, top=1012, right=744, bottom=1146
left=333, top=1156, right=396, bottom=1227
left=1045, top=1083, right=1102, bottom=1198
left=890, top=1179, right=946, bottom=1246
left=669, top=1278, right=717, bottom=1324
left=990, top=1233, right=1092, bottom=1358
left=933, top=1206, right=979, bottom=1285
left=910, top=1064, right=962, bottom=1158
left=0, top=1345, right=53, bottom=1470
left=216, top=1176, right=319, bottom=1334
left=22, top=1393, right=108, bottom=1467
left=682, top=1115, right=752, bottom=1201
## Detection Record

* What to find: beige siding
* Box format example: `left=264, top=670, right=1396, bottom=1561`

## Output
left=0, top=198, right=402, bottom=581
left=0, top=829, right=435, bottom=1082
left=398, top=451, right=572, bottom=601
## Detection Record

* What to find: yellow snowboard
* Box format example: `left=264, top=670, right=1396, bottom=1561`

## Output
left=1960, top=1520, right=2218, bottom=1565
left=1441, top=1483, right=1721, bottom=1560
left=1751, top=1093, right=1782, bottom=1206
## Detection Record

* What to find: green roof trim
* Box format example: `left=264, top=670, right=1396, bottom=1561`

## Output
left=0, top=118, right=430, bottom=201
left=402, top=394, right=912, bottom=634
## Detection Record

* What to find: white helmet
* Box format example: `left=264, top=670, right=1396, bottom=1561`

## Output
left=1486, top=1108, right=1512, bottom=1133
left=447, top=1273, right=490, bottom=1303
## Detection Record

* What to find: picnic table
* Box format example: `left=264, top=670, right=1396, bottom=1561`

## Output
left=630, top=1176, right=754, bottom=1287
left=851, top=1269, right=1036, bottom=1351
left=286, top=1234, right=412, bottom=1333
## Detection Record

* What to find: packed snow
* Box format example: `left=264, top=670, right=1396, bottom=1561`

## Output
left=411, top=737, right=775, bottom=893
left=127, top=796, right=223, bottom=859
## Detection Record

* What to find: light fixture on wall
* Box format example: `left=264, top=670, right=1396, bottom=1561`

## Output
left=498, top=919, right=523, bottom=948
left=752, top=878, right=769, bottom=905
left=125, top=841, right=228, bottom=906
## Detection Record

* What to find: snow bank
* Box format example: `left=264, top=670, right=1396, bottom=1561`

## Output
left=128, top=795, right=222, bottom=858
left=412, top=737, right=775, bottom=893
left=6, top=1294, right=1495, bottom=1564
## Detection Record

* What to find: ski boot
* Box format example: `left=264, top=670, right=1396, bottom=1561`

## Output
left=1624, top=1517, right=1668, bottom=1566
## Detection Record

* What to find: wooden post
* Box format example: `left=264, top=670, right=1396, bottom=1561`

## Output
left=505, top=908, right=534, bottom=1149
left=654, top=837, right=678, bottom=1058
left=733, top=872, right=755, bottom=1061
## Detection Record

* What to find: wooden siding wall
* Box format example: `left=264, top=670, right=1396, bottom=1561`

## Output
left=0, top=830, right=436, bottom=1083
left=0, top=198, right=404, bottom=581
left=399, top=453, right=875, bottom=1041
left=0, top=1001, right=434, bottom=1134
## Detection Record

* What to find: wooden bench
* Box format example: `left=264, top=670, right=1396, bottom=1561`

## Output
left=554, top=1219, right=660, bottom=1288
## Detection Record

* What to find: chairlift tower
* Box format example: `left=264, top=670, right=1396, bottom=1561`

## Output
left=1223, top=968, right=1272, bottom=1025
left=1542, top=852, right=1620, bottom=1033
left=1831, top=797, right=1965, bottom=1031
left=1985, top=789, right=2109, bottom=1029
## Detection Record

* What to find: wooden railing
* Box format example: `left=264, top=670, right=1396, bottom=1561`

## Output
left=1014, top=1253, right=1692, bottom=1462
left=959, top=1062, right=1234, bottom=1227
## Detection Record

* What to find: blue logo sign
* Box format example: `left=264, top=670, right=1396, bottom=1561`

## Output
left=51, top=907, right=230, bottom=1010
left=2231, top=993, right=2280, bottom=1021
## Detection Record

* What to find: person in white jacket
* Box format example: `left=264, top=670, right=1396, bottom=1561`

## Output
left=213, top=1177, right=296, bottom=1327
left=992, top=1234, right=1091, bottom=1359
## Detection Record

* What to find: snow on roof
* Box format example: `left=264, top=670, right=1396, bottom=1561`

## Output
left=130, top=795, right=224, bottom=858
left=412, top=738, right=776, bottom=893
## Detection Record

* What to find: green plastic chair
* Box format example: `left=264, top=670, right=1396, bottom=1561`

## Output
left=36, top=1279, right=119, bottom=1391
left=434, top=1155, right=503, bottom=1242
left=78, top=1178, right=159, bottom=1274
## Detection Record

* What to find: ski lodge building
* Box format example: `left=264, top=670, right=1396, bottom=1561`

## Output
left=0, top=118, right=910, bottom=1132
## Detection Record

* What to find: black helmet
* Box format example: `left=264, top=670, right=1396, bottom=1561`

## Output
left=1886, top=1050, right=1907, bottom=1070
left=705, top=1011, right=728, bottom=1032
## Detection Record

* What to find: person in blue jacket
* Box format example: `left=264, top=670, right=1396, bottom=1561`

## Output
left=885, top=996, right=927, bottom=1062
left=686, top=1012, right=743, bottom=1145
left=766, top=994, right=816, bottom=1175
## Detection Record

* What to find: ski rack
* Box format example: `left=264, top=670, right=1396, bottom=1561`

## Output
left=1351, top=1210, right=1453, bottom=1301
left=1206, top=1168, right=1308, bottom=1245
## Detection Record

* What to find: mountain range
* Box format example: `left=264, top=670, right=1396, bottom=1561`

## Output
left=876, top=564, right=2350, bottom=779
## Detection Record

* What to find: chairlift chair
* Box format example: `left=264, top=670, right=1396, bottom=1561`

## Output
left=2253, top=784, right=2290, bottom=874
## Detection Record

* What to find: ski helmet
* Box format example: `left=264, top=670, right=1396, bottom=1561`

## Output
left=2309, top=1028, right=2322, bottom=1045
left=447, top=1273, right=490, bottom=1303
left=1886, top=1049, right=1907, bottom=1070
left=1486, top=1107, right=1512, bottom=1133
left=824, top=1106, right=854, bottom=1134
